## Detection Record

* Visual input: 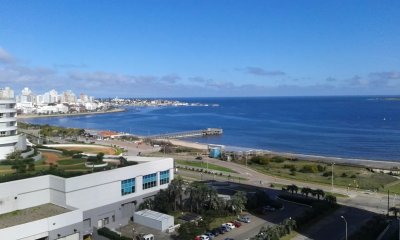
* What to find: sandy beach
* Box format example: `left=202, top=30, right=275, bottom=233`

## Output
left=165, top=139, right=400, bottom=170
left=17, top=108, right=126, bottom=120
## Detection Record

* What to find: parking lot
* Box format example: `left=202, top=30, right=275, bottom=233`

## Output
left=208, top=200, right=309, bottom=240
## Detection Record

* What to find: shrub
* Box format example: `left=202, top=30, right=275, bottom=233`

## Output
left=322, top=171, right=332, bottom=177
left=341, top=172, right=348, bottom=178
left=97, top=227, right=132, bottom=240
left=271, top=156, right=285, bottom=163
left=350, top=174, right=357, bottom=178
left=300, top=165, right=318, bottom=173
left=250, top=156, right=270, bottom=165
left=317, top=165, right=326, bottom=172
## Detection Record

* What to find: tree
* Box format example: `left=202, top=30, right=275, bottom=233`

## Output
left=96, top=152, right=105, bottom=161
left=325, top=195, right=337, bottom=204
left=168, top=176, right=185, bottom=211
left=229, top=191, right=247, bottom=214
left=314, top=189, right=325, bottom=200
left=301, top=187, right=312, bottom=197
left=287, top=184, right=299, bottom=194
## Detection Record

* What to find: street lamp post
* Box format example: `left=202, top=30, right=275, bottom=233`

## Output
left=341, top=216, right=347, bottom=240
left=331, top=162, right=335, bottom=193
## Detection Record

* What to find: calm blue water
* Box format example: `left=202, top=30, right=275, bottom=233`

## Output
left=24, top=97, right=400, bottom=161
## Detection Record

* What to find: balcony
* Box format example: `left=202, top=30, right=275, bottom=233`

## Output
left=0, top=134, right=19, bottom=145
left=0, top=117, right=17, bottom=123
left=0, top=99, right=16, bottom=104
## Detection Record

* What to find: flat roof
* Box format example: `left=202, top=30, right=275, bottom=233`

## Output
left=0, top=203, right=71, bottom=229
left=134, top=209, right=173, bottom=222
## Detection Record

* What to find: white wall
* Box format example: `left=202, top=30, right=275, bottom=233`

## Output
left=0, top=176, right=51, bottom=214
left=0, top=157, right=174, bottom=214
left=0, top=210, right=82, bottom=240
left=65, top=158, right=174, bottom=210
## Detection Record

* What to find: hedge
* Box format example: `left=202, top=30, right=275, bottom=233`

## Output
left=97, top=227, right=132, bottom=240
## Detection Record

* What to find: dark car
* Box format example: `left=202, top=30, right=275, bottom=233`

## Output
left=210, top=228, right=220, bottom=236
left=195, top=156, right=203, bottom=160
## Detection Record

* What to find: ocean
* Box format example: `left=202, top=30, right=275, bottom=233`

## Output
left=24, top=96, right=400, bottom=161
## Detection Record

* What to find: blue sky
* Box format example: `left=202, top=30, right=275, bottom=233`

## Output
left=0, top=0, right=399, bottom=97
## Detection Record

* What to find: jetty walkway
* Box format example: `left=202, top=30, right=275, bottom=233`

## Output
left=146, top=128, right=223, bottom=139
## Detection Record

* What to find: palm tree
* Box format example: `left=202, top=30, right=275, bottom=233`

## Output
left=301, top=187, right=312, bottom=197
left=287, top=184, right=299, bottom=194
left=390, top=207, right=400, bottom=217
left=314, top=189, right=325, bottom=200
left=325, top=195, right=337, bottom=204
left=230, top=191, right=247, bottom=214
left=169, top=177, right=184, bottom=210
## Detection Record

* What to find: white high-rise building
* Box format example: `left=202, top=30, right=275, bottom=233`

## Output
left=0, top=87, right=26, bottom=159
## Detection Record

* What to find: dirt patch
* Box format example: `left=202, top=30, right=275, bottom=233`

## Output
left=42, top=151, right=63, bottom=164
left=58, top=146, right=116, bottom=155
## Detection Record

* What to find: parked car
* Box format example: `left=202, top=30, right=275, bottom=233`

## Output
left=204, top=232, right=215, bottom=239
left=224, top=238, right=234, bottom=240
left=220, top=225, right=231, bottom=232
left=194, top=235, right=210, bottom=240
left=195, top=156, right=203, bottom=160
left=200, top=235, right=210, bottom=240
left=222, top=222, right=235, bottom=230
left=230, top=220, right=242, bottom=228
left=210, top=228, right=220, bottom=236
left=238, top=215, right=251, bottom=223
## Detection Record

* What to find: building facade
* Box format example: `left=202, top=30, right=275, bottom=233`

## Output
left=0, top=90, right=26, bottom=159
left=0, top=156, right=174, bottom=240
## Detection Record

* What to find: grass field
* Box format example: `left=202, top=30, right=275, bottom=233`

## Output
left=176, top=160, right=237, bottom=173
left=248, top=159, right=397, bottom=192
left=57, top=159, right=86, bottom=165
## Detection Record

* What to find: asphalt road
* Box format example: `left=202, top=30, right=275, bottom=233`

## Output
left=174, top=155, right=391, bottom=215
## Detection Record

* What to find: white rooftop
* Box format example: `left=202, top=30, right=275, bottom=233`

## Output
left=134, top=209, right=173, bottom=222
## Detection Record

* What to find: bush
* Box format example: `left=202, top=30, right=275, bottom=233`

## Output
left=300, top=165, right=318, bottom=173
left=317, top=164, right=326, bottom=172
left=350, top=174, right=357, bottom=178
left=97, top=227, right=132, bottom=240
left=341, top=172, right=348, bottom=178
left=271, top=156, right=285, bottom=163
left=322, top=171, right=332, bottom=177
left=250, top=156, right=271, bottom=165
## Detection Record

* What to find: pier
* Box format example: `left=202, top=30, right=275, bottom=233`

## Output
left=147, top=128, right=223, bottom=139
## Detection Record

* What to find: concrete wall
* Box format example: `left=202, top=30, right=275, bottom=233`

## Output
left=133, top=210, right=174, bottom=232
left=64, top=158, right=174, bottom=211
left=0, top=210, right=83, bottom=240
left=0, top=175, right=51, bottom=214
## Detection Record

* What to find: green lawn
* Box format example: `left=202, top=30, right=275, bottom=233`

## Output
left=57, top=158, right=85, bottom=165
left=176, top=160, right=237, bottom=173
left=249, top=160, right=397, bottom=192
left=383, top=180, right=400, bottom=195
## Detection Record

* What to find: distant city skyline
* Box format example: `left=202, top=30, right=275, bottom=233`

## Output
left=0, top=1, right=400, bottom=97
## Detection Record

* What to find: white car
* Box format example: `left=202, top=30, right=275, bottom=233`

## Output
left=200, top=235, right=210, bottom=240
left=222, top=222, right=235, bottom=229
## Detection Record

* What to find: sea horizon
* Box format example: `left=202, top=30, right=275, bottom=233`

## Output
left=23, top=96, right=400, bottom=162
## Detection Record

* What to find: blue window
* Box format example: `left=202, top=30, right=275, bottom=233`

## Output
left=121, top=178, right=135, bottom=196
left=143, top=173, right=157, bottom=190
left=160, top=170, right=170, bottom=185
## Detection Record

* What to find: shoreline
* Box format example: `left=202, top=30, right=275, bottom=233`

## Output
left=17, top=108, right=126, bottom=120
left=166, top=139, right=400, bottom=170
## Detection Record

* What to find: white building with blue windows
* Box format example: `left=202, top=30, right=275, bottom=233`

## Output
left=0, top=156, right=174, bottom=240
